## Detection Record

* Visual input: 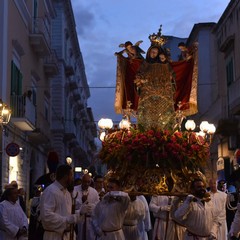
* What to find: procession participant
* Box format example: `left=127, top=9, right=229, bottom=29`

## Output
left=39, top=164, right=81, bottom=240
left=217, top=179, right=227, bottom=193
left=74, top=173, right=99, bottom=240
left=208, top=178, right=228, bottom=240
left=9, top=180, right=26, bottom=214
left=94, top=174, right=106, bottom=200
left=137, top=195, right=152, bottom=240
left=174, top=178, right=220, bottom=240
left=123, top=195, right=145, bottom=240
left=149, top=195, right=178, bottom=240
left=92, top=178, right=130, bottom=240
left=28, top=185, right=43, bottom=240
left=0, top=184, right=28, bottom=239
left=229, top=203, right=240, bottom=239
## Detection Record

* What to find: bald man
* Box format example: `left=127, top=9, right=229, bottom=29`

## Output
left=208, top=178, right=227, bottom=240
left=74, top=174, right=99, bottom=240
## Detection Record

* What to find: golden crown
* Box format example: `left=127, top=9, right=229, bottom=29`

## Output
left=149, top=25, right=167, bottom=46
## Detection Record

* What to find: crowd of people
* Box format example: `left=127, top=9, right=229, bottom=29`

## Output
left=0, top=164, right=240, bottom=240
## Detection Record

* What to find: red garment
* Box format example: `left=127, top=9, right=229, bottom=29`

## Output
left=122, top=58, right=143, bottom=111
left=170, top=58, right=194, bottom=111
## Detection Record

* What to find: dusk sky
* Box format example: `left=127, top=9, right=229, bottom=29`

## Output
left=71, top=0, right=230, bottom=126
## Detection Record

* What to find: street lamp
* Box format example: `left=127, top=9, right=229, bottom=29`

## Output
left=66, top=156, right=72, bottom=165
left=0, top=99, right=11, bottom=125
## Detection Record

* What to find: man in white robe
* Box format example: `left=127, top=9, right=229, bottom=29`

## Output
left=229, top=203, right=240, bottom=238
left=123, top=195, right=145, bottom=240
left=40, top=164, right=81, bottom=240
left=137, top=195, right=152, bottom=240
left=149, top=195, right=183, bottom=240
left=74, top=174, right=99, bottom=240
left=0, top=185, right=28, bottom=240
left=174, top=178, right=220, bottom=240
left=208, top=178, right=227, bottom=240
left=92, top=178, right=130, bottom=240
left=94, top=175, right=106, bottom=201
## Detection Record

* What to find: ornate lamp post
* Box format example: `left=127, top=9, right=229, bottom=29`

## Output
left=185, top=119, right=216, bottom=143
left=0, top=99, right=11, bottom=125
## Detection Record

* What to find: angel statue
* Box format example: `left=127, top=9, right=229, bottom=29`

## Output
left=114, top=40, right=145, bottom=115
left=115, top=40, right=145, bottom=60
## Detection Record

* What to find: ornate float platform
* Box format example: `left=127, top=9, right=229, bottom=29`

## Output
left=99, top=127, right=209, bottom=195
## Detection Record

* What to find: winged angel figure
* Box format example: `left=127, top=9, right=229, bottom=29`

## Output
left=114, top=40, right=145, bottom=114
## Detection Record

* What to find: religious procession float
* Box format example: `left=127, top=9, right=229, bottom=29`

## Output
left=98, top=26, right=214, bottom=196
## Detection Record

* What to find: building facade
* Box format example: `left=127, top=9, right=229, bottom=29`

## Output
left=0, top=0, right=96, bottom=200
left=185, top=0, right=240, bottom=181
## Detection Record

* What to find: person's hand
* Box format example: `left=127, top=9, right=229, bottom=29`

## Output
left=86, top=204, right=94, bottom=215
left=228, top=230, right=239, bottom=239
left=159, top=205, right=171, bottom=212
left=66, top=215, right=77, bottom=224
left=80, top=204, right=88, bottom=214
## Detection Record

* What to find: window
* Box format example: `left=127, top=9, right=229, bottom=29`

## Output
left=31, top=80, right=37, bottom=106
left=226, top=55, right=234, bottom=86
left=11, top=61, right=22, bottom=95
left=44, top=98, right=49, bottom=122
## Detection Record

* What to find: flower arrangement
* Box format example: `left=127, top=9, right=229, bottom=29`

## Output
left=99, top=128, right=210, bottom=172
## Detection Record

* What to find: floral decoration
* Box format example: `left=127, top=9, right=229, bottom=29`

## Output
left=99, top=128, right=210, bottom=172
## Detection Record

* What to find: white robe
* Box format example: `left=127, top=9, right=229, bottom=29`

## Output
left=0, top=200, right=28, bottom=240
left=74, top=185, right=99, bottom=240
left=40, top=181, right=79, bottom=240
left=92, top=191, right=130, bottom=240
left=123, top=198, right=145, bottom=240
left=174, top=196, right=219, bottom=240
left=209, top=190, right=227, bottom=240
left=149, top=195, right=181, bottom=240
left=137, top=195, right=152, bottom=240
left=229, top=203, right=240, bottom=237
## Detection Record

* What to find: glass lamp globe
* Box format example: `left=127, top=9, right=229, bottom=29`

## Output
left=119, top=119, right=131, bottom=129
left=98, top=118, right=113, bottom=129
left=185, top=120, right=196, bottom=131
left=99, top=131, right=106, bottom=142
left=208, top=123, right=216, bottom=134
left=66, top=156, right=72, bottom=165
left=199, top=121, right=209, bottom=132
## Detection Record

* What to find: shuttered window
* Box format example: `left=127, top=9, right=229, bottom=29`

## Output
left=11, top=60, right=22, bottom=95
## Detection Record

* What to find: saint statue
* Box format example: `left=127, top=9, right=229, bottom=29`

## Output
left=135, top=46, right=176, bottom=130
left=114, top=26, right=198, bottom=130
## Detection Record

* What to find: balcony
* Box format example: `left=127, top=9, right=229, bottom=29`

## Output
left=27, top=128, right=50, bottom=145
left=64, top=61, right=75, bottom=77
left=228, top=80, right=240, bottom=115
left=29, top=17, right=51, bottom=57
left=69, top=80, right=78, bottom=91
left=73, top=91, right=81, bottom=101
left=64, top=120, right=77, bottom=141
left=10, top=95, right=36, bottom=131
left=44, top=50, right=59, bottom=77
